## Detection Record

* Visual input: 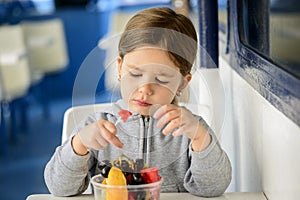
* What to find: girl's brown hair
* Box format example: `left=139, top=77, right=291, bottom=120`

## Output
left=118, top=7, right=198, bottom=76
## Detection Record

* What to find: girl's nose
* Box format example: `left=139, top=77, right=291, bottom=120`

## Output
left=138, top=84, right=153, bottom=96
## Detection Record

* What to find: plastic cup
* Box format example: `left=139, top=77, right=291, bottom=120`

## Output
left=91, top=174, right=163, bottom=200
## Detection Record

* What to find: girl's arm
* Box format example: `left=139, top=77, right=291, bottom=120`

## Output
left=183, top=117, right=232, bottom=197
left=154, top=105, right=232, bottom=196
left=190, top=121, right=212, bottom=152
left=44, top=137, right=94, bottom=196
left=44, top=115, right=98, bottom=196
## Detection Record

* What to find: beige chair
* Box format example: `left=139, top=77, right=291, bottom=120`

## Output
left=21, top=18, right=69, bottom=84
left=0, top=24, right=31, bottom=101
left=21, top=18, right=69, bottom=118
left=0, top=24, right=31, bottom=148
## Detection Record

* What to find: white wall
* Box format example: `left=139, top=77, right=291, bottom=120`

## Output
left=219, top=57, right=300, bottom=200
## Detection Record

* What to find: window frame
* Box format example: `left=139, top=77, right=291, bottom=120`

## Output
left=222, top=0, right=300, bottom=126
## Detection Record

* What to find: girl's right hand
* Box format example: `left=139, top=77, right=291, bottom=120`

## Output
left=72, top=120, right=124, bottom=155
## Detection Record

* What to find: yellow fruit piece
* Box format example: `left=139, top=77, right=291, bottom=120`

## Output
left=106, top=167, right=128, bottom=200
left=102, top=178, right=107, bottom=184
left=107, top=167, right=127, bottom=185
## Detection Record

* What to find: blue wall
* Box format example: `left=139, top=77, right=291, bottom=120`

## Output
left=50, top=8, right=110, bottom=99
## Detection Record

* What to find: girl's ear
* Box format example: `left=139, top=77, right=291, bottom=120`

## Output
left=179, top=73, right=192, bottom=90
left=117, top=56, right=122, bottom=78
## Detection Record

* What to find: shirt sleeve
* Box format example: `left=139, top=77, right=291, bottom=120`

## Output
left=183, top=117, right=232, bottom=197
left=44, top=137, right=94, bottom=196
left=44, top=114, right=98, bottom=197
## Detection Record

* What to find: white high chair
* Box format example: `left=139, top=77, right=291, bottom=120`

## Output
left=61, top=103, right=111, bottom=194
left=0, top=24, right=31, bottom=150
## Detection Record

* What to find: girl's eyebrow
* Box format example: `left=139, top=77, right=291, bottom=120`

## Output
left=126, top=63, right=177, bottom=77
left=127, top=64, right=143, bottom=71
left=155, top=71, right=174, bottom=77
left=156, top=67, right=179, bottom=77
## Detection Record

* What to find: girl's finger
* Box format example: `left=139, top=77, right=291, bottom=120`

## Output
left=95, top=135, right=109, bottom=148
left=162, top=117, right=181, bottom=135
left=101, top=124, right=124, bottom=148
left=101, top=120, right=117, bottom=134
left=157, top=109, right=179, bottom=128
left=172, top=127, right=184, bottom=137
left=153, top=104, right=176, bottom=119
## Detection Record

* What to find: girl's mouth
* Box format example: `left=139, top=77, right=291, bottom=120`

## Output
left=133, top=100, right=152, bottom=107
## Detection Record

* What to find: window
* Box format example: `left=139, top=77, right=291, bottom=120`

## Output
left=235, top=0, right=300, bottom=126
left=239, top=0, right=300, bottom=78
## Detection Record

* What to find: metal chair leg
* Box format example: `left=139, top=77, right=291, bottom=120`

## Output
left=0, top=101, right=8, bottom=155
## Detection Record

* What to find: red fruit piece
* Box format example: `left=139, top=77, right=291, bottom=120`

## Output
left=118, top=110, right=132, bottom=122
left=128, top=192, right=135, bottom=200
left=140, top=167, right=160, bottom=184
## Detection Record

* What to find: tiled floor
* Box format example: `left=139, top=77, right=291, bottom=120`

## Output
left=0, top=97, right=71, bottom=200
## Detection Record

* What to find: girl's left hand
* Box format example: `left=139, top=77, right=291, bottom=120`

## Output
left=153, top=104, right=201, bottom=140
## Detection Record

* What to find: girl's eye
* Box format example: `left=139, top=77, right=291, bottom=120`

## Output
left=155, top=77, right=169, bottom=84
left=129, top=71, right=142, bottom=77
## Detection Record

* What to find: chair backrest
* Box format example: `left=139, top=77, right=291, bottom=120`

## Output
left=21, top=18, right=69, bottom=79
left=0, top=24, right=31, bottom=101
left=62, top=103, right=112, bottom=144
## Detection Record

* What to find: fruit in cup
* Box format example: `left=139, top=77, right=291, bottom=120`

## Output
left=97, top=153, right=161, bottom=200
left=106, top=166, right=128, bottom=200
left=107, top=166, right=127, bottom=185
left=140, top=167, right=160, bottom=184
left=98, top=160, right=112, bottom=178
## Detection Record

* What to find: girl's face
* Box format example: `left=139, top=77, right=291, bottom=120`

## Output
left=118, top=47, right=191, bottom=116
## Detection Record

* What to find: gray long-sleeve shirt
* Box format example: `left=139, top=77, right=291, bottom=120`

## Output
left=44, top=99, right=231, bottom=197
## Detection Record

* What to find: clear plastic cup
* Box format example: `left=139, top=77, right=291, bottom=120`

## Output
left=91, top=174, right=163, bottom=200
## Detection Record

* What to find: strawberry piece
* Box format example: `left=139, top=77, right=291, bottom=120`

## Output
left=118, top=110, right=132, bottom=122
left=140, top=167, right=160, bottom=183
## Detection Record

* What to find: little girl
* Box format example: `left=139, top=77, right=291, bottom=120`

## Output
left=44, top=7, right=231, bottom=197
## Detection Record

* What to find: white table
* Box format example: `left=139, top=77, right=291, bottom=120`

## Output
left=27, top=192, right=266, bottom=200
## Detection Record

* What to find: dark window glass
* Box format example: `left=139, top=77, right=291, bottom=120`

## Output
left=239, top=0, right=300, bottom=78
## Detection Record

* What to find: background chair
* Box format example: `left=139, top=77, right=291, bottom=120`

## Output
left=0, top=24, right=31, bottom=152
left=0, top=25, right=30, bottom=101
left=21, top=18, right=69, bottom=118
left=21, top=18, right=69, bottom=80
